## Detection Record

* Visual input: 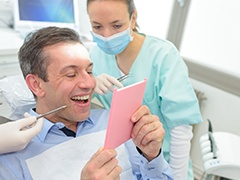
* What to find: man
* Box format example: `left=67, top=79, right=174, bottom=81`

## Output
left=0, top=27, right=173, bottom=179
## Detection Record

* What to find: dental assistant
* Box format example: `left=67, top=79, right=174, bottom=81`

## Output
left=86, top=0, right=203, bottom=179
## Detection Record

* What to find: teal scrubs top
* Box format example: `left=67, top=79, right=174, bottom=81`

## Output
left=90, top=35, right=203, bottom=172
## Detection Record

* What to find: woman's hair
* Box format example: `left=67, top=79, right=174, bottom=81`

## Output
left=18, top=26, right=82, bottom=82
left=86, top=0, right=139, bottom=32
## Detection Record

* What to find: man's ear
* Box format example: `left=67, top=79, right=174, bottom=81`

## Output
left=25, top=74, right=46, bottom=97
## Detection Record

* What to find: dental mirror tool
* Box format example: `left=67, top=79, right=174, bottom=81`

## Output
left=36, top=104, right=70, bottom=119
left=117, top=74, right=129, bottom=82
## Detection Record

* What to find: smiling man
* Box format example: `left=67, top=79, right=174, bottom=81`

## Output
left=0, top=27, right=173, bottom=180
left=24, top=40, right=95, bottom=133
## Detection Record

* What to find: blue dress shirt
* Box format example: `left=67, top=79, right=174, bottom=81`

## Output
left=0, top=109, right=173, bottom=180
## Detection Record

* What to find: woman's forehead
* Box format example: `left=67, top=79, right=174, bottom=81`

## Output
left=88, top=1, right=129, bottom=19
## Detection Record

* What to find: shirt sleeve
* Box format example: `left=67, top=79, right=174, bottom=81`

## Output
left=124, top=140, right=174, bottom=180
left=137, top=151, right=174, bottom=180
left=170, top=125, right=193, bottom=179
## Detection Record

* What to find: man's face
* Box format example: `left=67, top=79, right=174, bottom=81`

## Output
left=37, top=42, right=95, bottom=123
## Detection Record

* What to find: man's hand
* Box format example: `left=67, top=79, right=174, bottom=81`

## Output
left=0, top=113, right=44, bottom=154
left=131, top=105, right=165, bottom=161
left=94, top=74, right=123, bottom=95
left=81, top=148, right=122, bottom=180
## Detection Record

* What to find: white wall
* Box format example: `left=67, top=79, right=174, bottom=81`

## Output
left=0, top=0, right=13, bottom=28
left=134, top=0, right=174, bottom=39
left=78, top=0, right=91, bottom=40
left=181, top=0, right=240, bottom=77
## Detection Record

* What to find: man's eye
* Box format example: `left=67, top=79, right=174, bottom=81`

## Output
left=87, top=71, right=93, bottom=75
left=66, top=73, right=76, bottom=78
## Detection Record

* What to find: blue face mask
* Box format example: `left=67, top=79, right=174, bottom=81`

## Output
left=91, top=26, right=133, bottom=55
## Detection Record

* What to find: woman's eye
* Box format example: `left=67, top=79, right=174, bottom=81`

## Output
left=113, top=24, right=122, bottom=29
left=93, top=25, right=101, bottom=30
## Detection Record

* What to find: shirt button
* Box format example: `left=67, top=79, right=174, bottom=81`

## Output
left=148, top=167, right=155, bottom=171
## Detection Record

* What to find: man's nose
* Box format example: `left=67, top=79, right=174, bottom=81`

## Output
left=77, top=74, right=95, bottom=89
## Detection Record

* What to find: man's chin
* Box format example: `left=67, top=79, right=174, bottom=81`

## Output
left=76, top=110, right=91, bottom=121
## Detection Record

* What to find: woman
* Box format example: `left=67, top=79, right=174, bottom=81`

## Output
left=86, top=0, right=203, bottom=179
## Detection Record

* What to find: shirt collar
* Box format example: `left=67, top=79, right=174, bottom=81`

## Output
left=29, top=109, right=55, bottom=142
left=29, top=109, right=94, bottom=142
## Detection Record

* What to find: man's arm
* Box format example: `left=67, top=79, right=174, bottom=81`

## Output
left=129, top=105, right=174, bottom=179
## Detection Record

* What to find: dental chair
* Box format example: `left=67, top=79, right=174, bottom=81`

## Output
left=0, top=74, right=35, bottom=121
left=199, top=120, right=240, bottom=180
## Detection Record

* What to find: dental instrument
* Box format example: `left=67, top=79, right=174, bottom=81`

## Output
left=37, top=104, right=69, bottom=119
left=117, top=74, right=129, bottom=82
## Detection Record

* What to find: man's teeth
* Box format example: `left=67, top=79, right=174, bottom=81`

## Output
left=71, top=95, right=89, bottom=100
